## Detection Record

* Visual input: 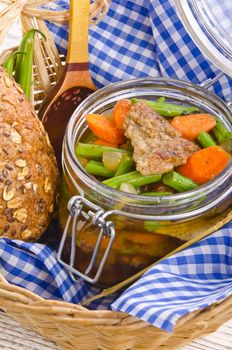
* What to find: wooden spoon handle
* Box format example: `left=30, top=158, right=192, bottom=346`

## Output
left=66, top=0, right=90, bottom=64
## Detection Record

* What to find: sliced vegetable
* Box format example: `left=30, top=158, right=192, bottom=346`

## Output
left=119, top=183, right=138, bottom=194
left=114, top=153, right=134, bottom=177
left=212, top=120, right=232, bottom=144
left=131, top=98, right=200, bottom=117
left=93, top=139, right=118, bottom=148
left=112, top=99, right=132, bottom=130
left=126, top=232, right=164, bottom=245
left=85, top=114, right=125, bottom=144
left=163, top=171, right=198, bottom=192
left=75, top=143, right=129, bottom=160
left=102, top=151, right=122, bottom=171
left=171, top=114, right=216, bottom=140
left=85, top=160, right=115, bottom=178
left=103, top=171, right=162, bottom=189
left=177, top=146, right=231, bottom=184
left=196, top=131, right=216, bottom=148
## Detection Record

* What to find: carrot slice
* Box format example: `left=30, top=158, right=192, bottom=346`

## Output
left=126, top=232, right=168, bottom=245
left=112, top=99, right=132, bottom=130
left=93, top=139, right=118, bottom=148
left=85, top=114, right=126, bottom=144
left=171, top=114, right=216, bottom=140
left=178, top=146, right=231, bottom=184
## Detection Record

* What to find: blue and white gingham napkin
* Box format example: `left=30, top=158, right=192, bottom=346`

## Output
left=112, top=222, right=232, bottom=331
left=45, top=0, right=232, bottom=101
left=1, top=222, right=232, bottom=331
left=0, top=237, right=116, bottom=310
left=0, top=0, right=232, bottom=333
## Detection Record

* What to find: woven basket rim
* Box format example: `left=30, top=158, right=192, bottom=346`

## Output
left=0, top=275, right=232, bottom=330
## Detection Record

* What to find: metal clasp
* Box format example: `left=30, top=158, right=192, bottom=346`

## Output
left=57, top=195, right=115, bottom=284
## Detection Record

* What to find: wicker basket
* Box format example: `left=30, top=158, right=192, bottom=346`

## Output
left=1, top=1, right=232, bottom=349
left=1, top=271, right=232, bottom=350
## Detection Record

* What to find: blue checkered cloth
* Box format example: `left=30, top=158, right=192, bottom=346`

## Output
left=0, top=0, right=232, bottom=333
left=1, top=222, right=232, bottom=332
left=45, top=0, right=232, bottom=101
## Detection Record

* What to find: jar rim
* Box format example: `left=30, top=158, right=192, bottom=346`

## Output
left=64, top=77, right=232, bottom=219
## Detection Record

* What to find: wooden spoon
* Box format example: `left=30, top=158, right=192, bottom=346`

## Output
left=39, top=0, right=96, bottom=167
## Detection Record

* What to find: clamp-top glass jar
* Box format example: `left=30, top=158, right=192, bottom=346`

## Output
left=58, top=78, right=232, bottom=287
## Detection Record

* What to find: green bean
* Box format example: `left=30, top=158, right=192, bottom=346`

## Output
left=103, top=171, right=139, bottom=188
left=2, top=51, right=24, bottom=76
left=196, top=131, right=216, bottom=148
left=163, top=171, right=198, bottom=192
left=128, top=174, right=162, bottom=188
left=15, top=29, right=46, bottom=100
left=85, top=161, right=115, bottom=178
left=131, top=98, right=199, bottom=117
left=2, top=53, right=15, bottom=76
left=103, top=171, right=162, bottom=189
left=156, top=97, right=165, bottom=103
left=75, top=143, right=130, bottom=160
left=212, top=120, right=232, bottom=144
left=114, top=153, right=134, bottom=176
left=17, top=37, right=34, bottom=100
left=141, top=191, right=172, bottom=196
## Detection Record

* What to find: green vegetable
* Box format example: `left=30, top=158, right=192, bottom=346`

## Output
left=2, top=51, right=24, bottom=76
left=212, top=120, right=232, bottom=144
left=141, top=191, right=172, bottom=196
left=163, top=171, right=198, bottom=192
left=114, top=153, right=134, bottom=176
left=15, top=29, right=46, bottom=100
left=85, top=160, right=115, bottom=178
left=143, top=220, right=161, bottom=232
left=156, top=97, right=165, bottom=103
left=129, top=174, right=162, bottom=188
left=76, top=143, right=130, bottom=160
left=103, top=171, right=162, bottom=189
left=131, top=98, right=199, bottom=117
left=196, top=131, right=216, bottom=148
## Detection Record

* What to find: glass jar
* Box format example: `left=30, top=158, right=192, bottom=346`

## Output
left=58, top=78, right=232, bottom=287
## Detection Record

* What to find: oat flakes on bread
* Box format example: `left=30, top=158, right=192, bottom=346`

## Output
left=0, top=67, right=59, bottom=241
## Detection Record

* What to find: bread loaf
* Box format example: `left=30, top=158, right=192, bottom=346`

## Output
left=0, top=67, right=59, bottom=241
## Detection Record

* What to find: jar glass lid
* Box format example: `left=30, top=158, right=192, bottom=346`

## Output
left=175, top=0, right=232, bottom=77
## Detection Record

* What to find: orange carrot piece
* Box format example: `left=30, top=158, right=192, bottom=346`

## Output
left=171, top=114, right=216, bottom=140
left=93, top=139, right=118, bottom=148
left=126, top=232, right=168, bottom=245
left=112, top=99, right=132, bottom=130
left=178, top=146, right=231, bottom=184
left=85, top=114, right=126, bottom=144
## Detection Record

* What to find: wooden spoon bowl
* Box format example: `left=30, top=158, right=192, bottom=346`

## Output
left=39, top=0, right=96, bottom=168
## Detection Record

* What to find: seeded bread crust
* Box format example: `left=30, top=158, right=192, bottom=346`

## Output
left=0, top=67, right=59, bottom=240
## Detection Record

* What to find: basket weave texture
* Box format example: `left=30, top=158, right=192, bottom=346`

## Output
left=1, top=270, right=232, bottom=350
left=1, top=1, right=232, bottom=350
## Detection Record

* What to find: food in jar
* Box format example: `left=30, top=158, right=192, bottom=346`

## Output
left=76, top=98, right=231, bottom=195
left=59, top=91, right=232, bottom=286
left=0, top=67, right=59, bottom=241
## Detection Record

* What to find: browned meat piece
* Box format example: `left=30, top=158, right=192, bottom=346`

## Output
left=123, top=101, right=199, bottom=175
